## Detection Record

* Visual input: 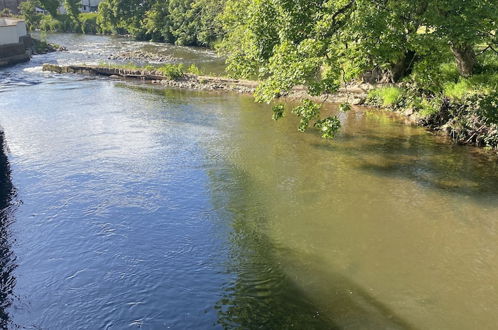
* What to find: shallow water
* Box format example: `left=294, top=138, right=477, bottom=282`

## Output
left=1, top=34, right=498, bottom=329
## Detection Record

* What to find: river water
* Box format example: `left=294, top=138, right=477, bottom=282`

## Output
left=1, top=33, right=498, bottom=329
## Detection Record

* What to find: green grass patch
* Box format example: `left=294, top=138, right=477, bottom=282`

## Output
left=367, top=87, right=405, bottom=107
left=443, top=80, right=473, bottom=100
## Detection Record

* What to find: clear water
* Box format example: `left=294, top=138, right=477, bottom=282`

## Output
left=1, top=34, right=498, bottom=329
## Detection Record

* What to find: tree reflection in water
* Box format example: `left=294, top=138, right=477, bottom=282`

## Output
left=0, top=131, right=17, bottom=329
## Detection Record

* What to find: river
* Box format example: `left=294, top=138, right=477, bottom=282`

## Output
left=1, top=33, right=498, bottom=329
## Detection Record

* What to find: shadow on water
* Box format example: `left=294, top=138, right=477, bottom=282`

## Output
left=311, top=128, right=498, bottom=202
left=207, top=166, right=415, bottom=330
left=0, top=131, right=18, bottom=329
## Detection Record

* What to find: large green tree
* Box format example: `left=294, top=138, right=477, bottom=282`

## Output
left=219, top=0, right=498, bottom=137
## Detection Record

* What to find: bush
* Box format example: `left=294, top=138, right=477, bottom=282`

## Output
left=475, top=91, right=498, bottom=125
left=419, top=98, right=443, bottom=117
left=187, top=64, right=202, bottom=75
left=157, top=64, right=185, bottom=79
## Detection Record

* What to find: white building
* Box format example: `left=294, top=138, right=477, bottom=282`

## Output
left=58, top=0, right=102, bottom=14
left=0, top=17, right=27, bottom=46
left=80, top=0, right=101, bottom=12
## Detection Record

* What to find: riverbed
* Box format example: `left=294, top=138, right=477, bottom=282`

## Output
left=1, top=33, right=498, bottom=329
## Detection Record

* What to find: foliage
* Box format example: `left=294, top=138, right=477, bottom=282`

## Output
left=157, top=64, right=185, bottom=79
left=39, top=0, right=60, bottom=17
left=272, top=104, right=285, bottom=121
left=19, top=0, right=41, bottom=31
left=39, top=14, right=63, bottom=32
left=63, top=0, right=82, bottom=27
left=187, top=64, right=202, bottom=75
left=218, top=0, right=498, bottom=138
left=443, top=80, right=473, bottom=101
left=0, top=8, right=14, bottom=16
left=368, top=87, right=405, bottom=107
left=475, top=92, right=498, bottom=125
left=97, top=0, right=225, bottom=46
left=292, top=100, right=322, bottom=133
left=315, top=116, right=342, bottom=139
left=80, top=13, right=100, bottom=34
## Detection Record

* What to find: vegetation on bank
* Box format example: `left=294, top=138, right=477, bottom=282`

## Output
left=14, top=0, right=224, bottom=46
left=365, top=53, right=498, bottom=149
left=14, top=0, right=498, bottom=147
left=95, top=62, right=201, bottom=79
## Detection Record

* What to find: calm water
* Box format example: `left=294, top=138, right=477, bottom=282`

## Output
left=1, top=34, right=498, bottom=329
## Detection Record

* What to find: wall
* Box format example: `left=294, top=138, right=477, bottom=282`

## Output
left=0, top=18, right=29, bottom=66
left=0, top=18, right=27, bottom=45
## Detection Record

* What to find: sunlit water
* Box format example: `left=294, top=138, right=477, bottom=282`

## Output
left=1, top=34, right=498, bottom=329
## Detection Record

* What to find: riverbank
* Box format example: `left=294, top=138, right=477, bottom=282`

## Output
left=0, top=37, right=63, bottom=67
left=365, top=86, right=498, bottom=151
left=0, top=130, right=12, bottom=208
left=41, top=63, right=497, bottom=152
left=41, top=64, right=369, bottom=104
left=31, top=38, right=66, bottom=55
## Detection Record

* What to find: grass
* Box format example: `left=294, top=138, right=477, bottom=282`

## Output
left=367, top=87, right=404, bottom=107
left=443, top=80, right=473, bottom=100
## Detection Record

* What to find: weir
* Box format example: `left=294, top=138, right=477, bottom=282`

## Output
left=41, top=63, right=369, bottom=104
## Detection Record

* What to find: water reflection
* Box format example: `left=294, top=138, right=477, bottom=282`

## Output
left=0, top=131, right=17, bottom=329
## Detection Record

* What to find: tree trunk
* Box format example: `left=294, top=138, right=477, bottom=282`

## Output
left=391, top=50, right=417, bottom=82
left=451, top=45, right=476, bottom=77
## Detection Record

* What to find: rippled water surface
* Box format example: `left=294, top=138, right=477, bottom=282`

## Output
left=1, top=34, right=498, bottom=329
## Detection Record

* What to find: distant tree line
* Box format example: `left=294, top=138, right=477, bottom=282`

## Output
left=97, top=0, right=225, bottom=46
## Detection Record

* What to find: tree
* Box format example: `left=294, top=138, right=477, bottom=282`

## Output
left=39, top=0, right=60, bottom=17
left=63, top=0, right=82, bottom=28
left=423, top=0, right=498, bottom=76
left=218, top=0, right=498, bottom=137
left=19, top=0, right=41, bottom=31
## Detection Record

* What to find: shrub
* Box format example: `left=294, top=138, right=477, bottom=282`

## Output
left=419, top=98, right=443, bottom=117
left=187, top=64, right=201, bottom=75
left=157, top=64, right=185, bottom=79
